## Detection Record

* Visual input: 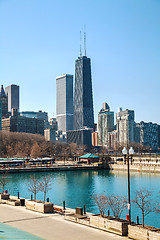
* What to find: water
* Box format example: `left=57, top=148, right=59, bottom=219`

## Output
left=4, top=169, right=160, bottom=228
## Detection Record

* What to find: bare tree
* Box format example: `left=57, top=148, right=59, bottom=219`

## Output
left=63, top=145, right=70, bottom=164
left=27, top=175, right=42, bottom=201
left=69, top=143, right=78, bottom=160
left=92, top=193, right=108, bottom=217
left=153, top=192, right=160, bottom=214
left=6, top=145, right=15, bottom=157
left=154, top=202, right=160, bottom=214
left=106, top=194, right=127, bottom=218
left=0, top=131, right=46, bottom=158
left=0, top=172, right=9, bottom=193
left=31, top=142, right=42, bottom=159
left=40, top=176, right=52, bottom=202
left=132, top=188, right=153, bottom=227
left=77, top=145, right=87, bottom=156
left=0, top=131, right=95, bottom=159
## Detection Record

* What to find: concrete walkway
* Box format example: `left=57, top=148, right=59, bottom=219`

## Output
left=0, top=204, right=129, bottom=240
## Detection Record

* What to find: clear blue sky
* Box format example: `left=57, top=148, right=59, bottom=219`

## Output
left=0, top=0, right=160, bottom=124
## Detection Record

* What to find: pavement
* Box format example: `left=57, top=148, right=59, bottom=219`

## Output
left=0, top=204, right=129, bottom=240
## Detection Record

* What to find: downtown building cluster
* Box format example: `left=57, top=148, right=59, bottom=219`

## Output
left=94, top=103, right=160, bottom=151
left=0, top=49, right=94, bottom=145
left=55, top=51, right=160, bottom=151
left=1, top=49, right=160, bottom=151
left=0, top=85, right=57, bottom=139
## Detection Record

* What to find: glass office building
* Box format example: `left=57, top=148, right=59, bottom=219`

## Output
left=74, top=56, right=94, bottom=130
left=56, top=74, right=73, bottom=132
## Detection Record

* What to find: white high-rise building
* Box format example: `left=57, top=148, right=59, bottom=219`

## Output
left=56, top=74, right=73, bottom=132
left=116, top=108, right=134, bottom=145
left=98, top=102, right=114, bottom=147
left=5, top=84, right=19, bottom=112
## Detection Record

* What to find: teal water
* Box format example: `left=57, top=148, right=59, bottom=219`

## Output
left=4, top=170, right=160, bottom=228
left=0, top=222, right=43, bottom=239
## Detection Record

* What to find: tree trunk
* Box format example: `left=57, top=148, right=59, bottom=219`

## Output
left=44, top=190, right=46, bottom=202
left=142, top=212, right=144, bottom=227
left=34, top=192, right=36, bottom=201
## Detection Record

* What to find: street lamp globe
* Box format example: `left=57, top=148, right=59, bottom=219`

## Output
left=122, top=147, right=127, bottom=155
left=129, top=147, right=134, bottom=155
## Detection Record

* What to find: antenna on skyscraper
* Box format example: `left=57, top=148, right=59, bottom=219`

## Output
left=80, top=31, right=82, bottom=57
left=84, top=25, right=86, bottom=56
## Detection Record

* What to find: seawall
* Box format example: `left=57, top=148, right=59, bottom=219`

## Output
left=0, top=164, right=104, bottom=173
left=108, top=163, right=160, bottom=173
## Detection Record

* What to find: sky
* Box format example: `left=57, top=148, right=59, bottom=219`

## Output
left=0, top=0, right=160, bottom=124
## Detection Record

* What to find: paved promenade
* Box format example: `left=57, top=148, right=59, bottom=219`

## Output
left=0, top=204, right=128, bottom=240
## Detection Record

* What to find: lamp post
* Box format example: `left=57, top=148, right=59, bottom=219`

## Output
left=122, top=146, right=134, bottom=224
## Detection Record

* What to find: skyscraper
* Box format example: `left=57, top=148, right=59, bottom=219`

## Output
left=98, top=102, right=114, bottom=146
left=116, top=108, right=134, bottom=145
left=56, top=74, right=73, bottom=132
left=0, top=85, right=8, bottom=118
left=5, top=84, right=19, bottom=112
left=0, top=100, right=2, bottom=130
left=74, top=56, right=94, bottom=130
left=135, top=121, right=159, bottom=150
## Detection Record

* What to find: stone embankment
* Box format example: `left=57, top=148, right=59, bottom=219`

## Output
left=108, top=161, right=160, bottom=173
left=1, top=156, right=160, bottom=173
left=109, top=155, right=160, bottom=173
left=0, top=163, right=104, bottom=173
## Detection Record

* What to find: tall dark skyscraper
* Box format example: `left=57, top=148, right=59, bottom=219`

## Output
left=74, top=56, right=94, bottom=130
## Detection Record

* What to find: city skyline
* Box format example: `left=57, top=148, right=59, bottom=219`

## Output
left=1, top=0, right=160, bottom=124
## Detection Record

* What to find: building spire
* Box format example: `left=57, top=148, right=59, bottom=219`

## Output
left=1, top=85, right=5, bottom=96
left=80, top=31, right=82, bottom=57
left=84, top=26, right=86, bottom=56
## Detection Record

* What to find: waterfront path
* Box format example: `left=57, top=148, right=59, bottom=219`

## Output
left=0, top=204, right=128, bottom=240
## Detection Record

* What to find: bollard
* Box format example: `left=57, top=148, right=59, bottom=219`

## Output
left=83, top=204, right=86, bottom=214
left=108, top=210, right=110, bottom=216
left=18, top=192, right=19, bottom=199
left=47, top=197, right=49, bottom=202
left=137, top=216, right=139, bottom=225
left=31, top=194, right=33, bottom=201
left=63, top=201, right=65, bottom=210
